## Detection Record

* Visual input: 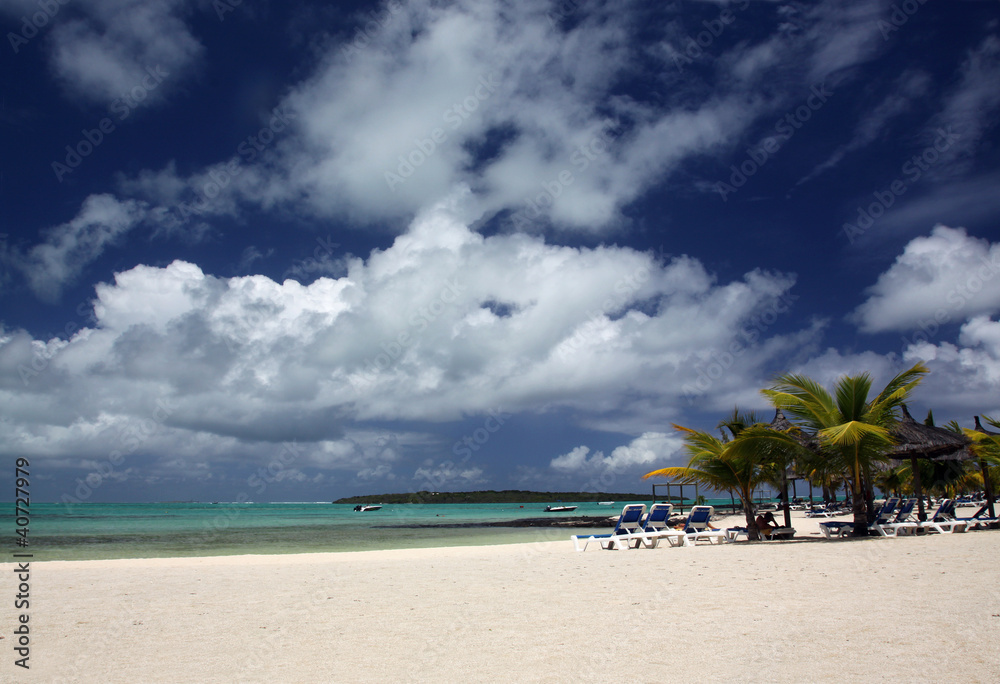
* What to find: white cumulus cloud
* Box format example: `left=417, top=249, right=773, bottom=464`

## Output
left=0, top=197, right=804, bottom=490
left=902, top=315, right=1000, bottom=418
left=852, top=225, right=1000, bottom=333
left=550, top=432, right=683, bottom=475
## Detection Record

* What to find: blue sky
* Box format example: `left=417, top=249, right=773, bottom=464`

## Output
left=2, top=0, right=1000, bottom=503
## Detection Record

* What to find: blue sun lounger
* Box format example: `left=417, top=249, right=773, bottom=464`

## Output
left=873, top=498, right=918, bottom=537
left=916, top=499, right=968, bottom=534
left=675, top=505, right=728, bottom=546
left=571, top=504, right=646, bottom=551
left=819, top=497, right=899, bottom=539
left=953, top=503, right=1000, bottom=529
left=633, top=503, right=682, bottom=548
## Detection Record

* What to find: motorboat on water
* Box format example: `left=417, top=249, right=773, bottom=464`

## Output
left=597, top=501, right=614, bottom=505
left=353, top=504, right=382, bottom=512
left=544, top=505, right=578, bottom=512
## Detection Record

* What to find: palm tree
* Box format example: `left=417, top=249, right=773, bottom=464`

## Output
left=761, top=362, right=929, bottom=536
left=871, top=462, right=907, bottom=499
left=976, top=417, right=1000, bottom=489
left=642, top=409, right=785, bottom=541
left=962, top=417, right=1000, bottom=516
left=893, top=457, right=980, bottom=499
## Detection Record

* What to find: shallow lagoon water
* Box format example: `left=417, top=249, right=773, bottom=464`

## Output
left=12, top=500, right=696, bottom=560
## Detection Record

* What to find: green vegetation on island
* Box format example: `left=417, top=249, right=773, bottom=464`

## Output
left=334, top=490, right=652, bottom=504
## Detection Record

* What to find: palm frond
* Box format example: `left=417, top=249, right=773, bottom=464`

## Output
left=834, top=373, right=873, bottom=422
left=870, top=362, right=929, bottom=407
left=819, top=420, right=892, bottom=448
left=761, top=383, right=836, bottom=430
left=716, top=407, right=764, bottom=441
left=643, top=466, right=698, bottom=482
left=867, top=363, right=928, bottom=423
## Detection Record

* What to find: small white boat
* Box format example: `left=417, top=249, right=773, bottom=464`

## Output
left=545, top=505, right=578, bottom=512
left=598, top=501, right=615, bottom=506
left=354, top=504, right=382, bottom=512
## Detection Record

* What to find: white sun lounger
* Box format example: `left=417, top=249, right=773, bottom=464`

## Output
left=820, top=497, right=900, bottom=538
left=915, top=500, right=967, bottom=534
left=953, top=504, right=1000, bottom=530
left=889, top=499, right=968, bottom=535
left=571, top=504, right=646, bottom=551
left=873, top=498, right=918, bottom=537
left=633, top=503, right=684, bottom=548
left=677, top=506, right=728, bottom=546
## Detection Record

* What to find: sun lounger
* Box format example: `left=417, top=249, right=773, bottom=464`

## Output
left=819, top=497, right=899, bottom=539
left=953, top=504, right=1000, bottom=530
left=818, top=521, right=854, bottom=538
left=762, top=526, right=796, bottom=540
left=571, top=504, right=646, bottom=551
left=807, top=502, right=847, bottom=518
left=916, top=499, right=967, bottom=534
left=723, top=525, right=795, bottom=541
left=807, top=509, right=837, bottom=518
left=725, top=527, right=749, bottom=541
left=631, top=503, right=685, bottom=548
left=676, top=505, right=728, bottom=546
left=873, top=498, right=918, bottom=537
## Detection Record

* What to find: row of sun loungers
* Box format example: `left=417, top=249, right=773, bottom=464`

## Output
left=806, top=502, right=851, bottom=518
left=571, top=504, right=780, bottom=551
left=574, top=498, right=998, bottom=551
left=818, top=497, right=999, bottom=539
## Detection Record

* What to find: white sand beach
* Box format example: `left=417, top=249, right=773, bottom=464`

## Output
left=7, top=511, right=1000, bottom=683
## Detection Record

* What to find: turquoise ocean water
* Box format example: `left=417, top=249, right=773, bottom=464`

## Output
left=6, top=499, right=744, bottom=561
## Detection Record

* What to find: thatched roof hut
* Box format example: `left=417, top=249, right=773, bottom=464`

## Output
left=889, top=405, right=971, bottom=460
left=974, top=415, right=998, bottom=437
left=767, top=408, right=821, bottom=455
left=887, top=405, right=972, bottom=520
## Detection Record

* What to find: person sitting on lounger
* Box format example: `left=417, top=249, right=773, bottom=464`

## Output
left=673, top=520, right=717, bottom=530
left=755, top=511, right=779, bottom=537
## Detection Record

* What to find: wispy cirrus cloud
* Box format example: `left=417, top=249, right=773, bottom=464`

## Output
left=10, top=194, right=147, bottom=303
left=797, top=69, right=931, bottom=186
left=119, top=0, right=895, bottom=236
left=48, top=0, right=202, bottom=106
left=923, top=34, right=1000, bottom=178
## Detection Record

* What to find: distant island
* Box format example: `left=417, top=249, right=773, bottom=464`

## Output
left=334, top=489, right=657, bottom=504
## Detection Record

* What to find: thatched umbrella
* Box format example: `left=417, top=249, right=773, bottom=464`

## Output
left=888, top=405, right=972, bottom=521
left=973, top=416, right=997, bottom=519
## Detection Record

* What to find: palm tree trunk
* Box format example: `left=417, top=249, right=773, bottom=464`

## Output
left=851, top=448, right=867, bottom=536
left=981, top=458, right=995, bottom=520
left=912, top=455, right=926, bottom=521
left=863, top=472, right=875, bottom=524
left=781, top=471, right=792, bottom=529
left=743, top=488, right=760, bottom=541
